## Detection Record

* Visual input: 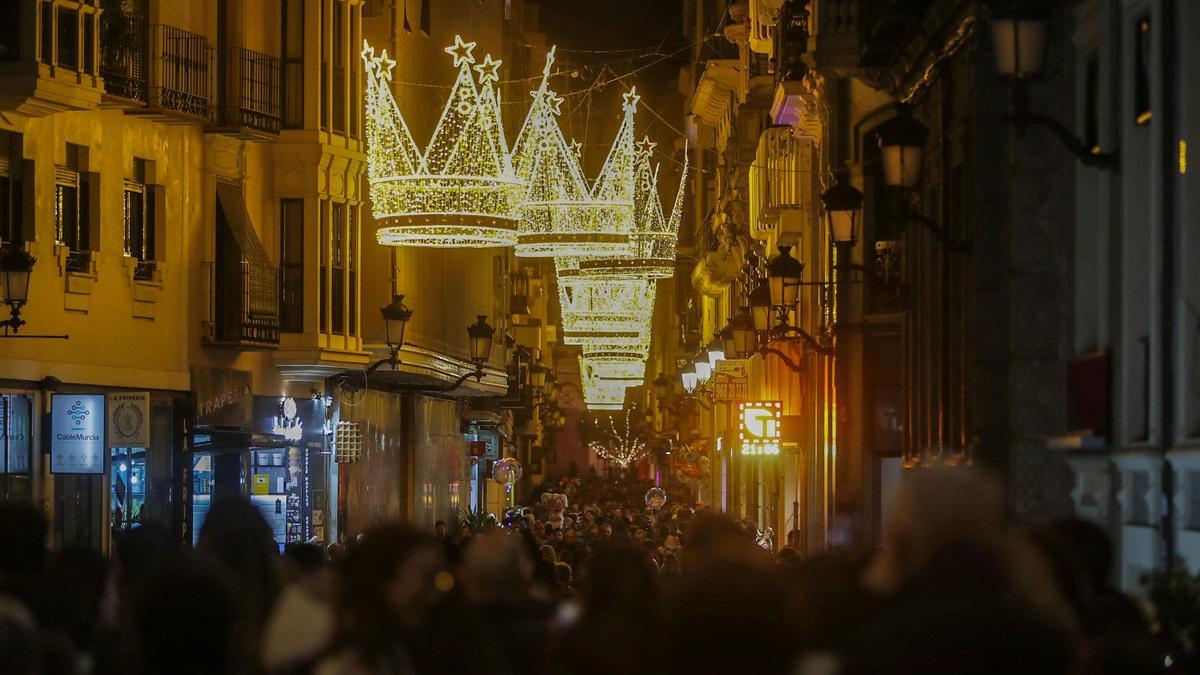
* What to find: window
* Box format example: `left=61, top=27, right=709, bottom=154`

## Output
left=1128, top=471, right=1150, bottom=525
left=420, top=0, right=430, bottom=34
left=282, top=0, right=304, bottom=128
left=0, top=2, right=19, bottom=62
left=331, top=202, right=345, bottom=333
left=57, top=6, right=78, bottom=70
left=320, top=0, right=329, bottom=129
left=123, top=158, right=159, bottom=279
left=40, top=2, right=52, bottom=65
left=349, top=6, right=359, bottom=138
left=348, top=205, right=357, bottom=334
left=0, top=132, right=27, bottom=245
left=332, top=0, right=345, bottom=133
left=1134, top=15, right=1151, bottom=125
left=1189, top=472, right=1200, bottom=530
left=83, top=11, right=93, bottom=74
left=280, top=199, right=304, bottom=332
left=403, top=0, right=412, bottom=32
left=320, top=199, right=328, bottom=331
left=1083, top=55, right=1100, bottom=153
left=55, top=143, right=93, bottom=273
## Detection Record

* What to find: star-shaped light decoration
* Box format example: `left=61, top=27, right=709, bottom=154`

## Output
left=474, top=54, right=503, bottom=84
left=569, top=139, right=583, bottom=159
left=445, top=35, right=477, bottom=67
left=636, top=136, right=657, bottom=159
left=547, top=92, right=564, bottom=116
left=622, top=87, right=641, bottom=113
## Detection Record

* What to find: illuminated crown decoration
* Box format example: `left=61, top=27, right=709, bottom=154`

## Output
left=513, top=50, right=635, bottom=257
left=362, top=37, right=523, bottom=248
left=556, top=257, right=656, bottom=347
left=580, top=361, right=640, bottom=411
left=575, top=139, right=688, bottom=280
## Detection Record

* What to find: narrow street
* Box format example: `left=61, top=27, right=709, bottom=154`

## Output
left=0, top=0, right=1197, bottom=673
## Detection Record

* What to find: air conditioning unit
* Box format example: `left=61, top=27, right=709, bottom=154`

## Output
left=777, top=206, right=807, bottom=238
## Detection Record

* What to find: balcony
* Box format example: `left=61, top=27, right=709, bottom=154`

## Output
left=204, top=260, right=281, bottom=349
left=99, top=5, right=148, bottom=104
left=0, top=0, right=105, bottom=116
left=213, top=47, right=280, bottom=138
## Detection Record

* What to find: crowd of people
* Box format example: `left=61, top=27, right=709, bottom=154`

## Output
left=0, top=468, right=1195, bottom=674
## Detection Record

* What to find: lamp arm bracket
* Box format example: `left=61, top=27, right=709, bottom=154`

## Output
left=759, top=345, right=808, bottom=372
left=833, top=262, right=896, bottom=290
left=769, top=326, right=837, bottom=357
left=1006, top=109, right=1118, bottom=169
left=901, top=213, right=972, bottom=254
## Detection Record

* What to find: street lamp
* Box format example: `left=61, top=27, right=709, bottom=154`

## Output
left=705, top=335, right=725, bottom=370
left=821, top=169, right=864, bottom=247
left=0, top=246, right=34, bottom=335
left=680, top=362, right=698, bottom=394
left=990, top=6, right=1049, bottom=80
left=544, top=370, right=559, bottom=403
left=728, top=307, right=757, bottom=359
left=654, top=372, right=670, bottom=401
left=529, top=359, right=549, bottom=391
left=693, top=350, right=712, bottom=383
left=987, top=5, right=1116, bottom=168
left=467, top=315, right=495, bottom=366
left=510, top=268, right=530, bottom=317
left=749, top=282, right=774, bottom=333
left=379, top=295, right=413, bottom=367
left=766, top=245, right=804, bottom=309
left=875, top=109, right=928, bottom=188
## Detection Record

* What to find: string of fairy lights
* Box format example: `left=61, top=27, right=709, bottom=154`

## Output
left=362, top=36, right=687, bottom=412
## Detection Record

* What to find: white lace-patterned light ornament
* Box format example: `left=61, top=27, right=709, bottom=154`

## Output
left=555, top=264, right=656, bottom=347
left=362, top=37, right=523, bottom=248
left=512, top=50, right=635, bottom=258
left=576, top=138, right=688, bottom=280
left=580, top=364, right=635, bottom=411
left=588, top=408, right=649, bottom=467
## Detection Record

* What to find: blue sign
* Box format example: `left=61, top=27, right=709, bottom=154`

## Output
left=51, top=394, right=105, bottom=474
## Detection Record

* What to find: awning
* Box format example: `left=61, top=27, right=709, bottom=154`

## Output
left=216, top=182, right=278, bottom=318
left=216, top=182, right=273, bottom=265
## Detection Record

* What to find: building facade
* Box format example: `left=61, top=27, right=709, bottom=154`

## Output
left=0, top=0, right=555, bottom=551
left=661, top=0, right=1199, bottom=586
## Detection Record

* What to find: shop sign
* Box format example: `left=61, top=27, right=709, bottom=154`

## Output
left=1, top=395, right=32, bottom=474
left=712, top=359, right=750, bottom=402
left=739, top=401, right=782, bottom=456
left=107, top=392, right=150, bottom=448
left=253, top=396, right=323, bottom=449
left=193, top=368, right=253, bottom=428
left=51, top=394, right=105, bottom=474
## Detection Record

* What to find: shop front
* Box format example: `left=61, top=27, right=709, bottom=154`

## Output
left=0, top=384, right=187, bottom=552
left=189, top=368, right=327, bottom=550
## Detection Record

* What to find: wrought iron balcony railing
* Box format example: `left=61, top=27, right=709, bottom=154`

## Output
left=219, top=47, right=280, bottom=134
left=100, top=7, right=149, bottom=103
left=150, top=24, right=211, bottom=119
left=205, top=260, right=281, bottom=348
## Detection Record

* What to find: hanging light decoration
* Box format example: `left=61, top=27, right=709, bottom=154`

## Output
left=588, top=408, right=649, bottom=468
left=362, top=37, right=523, bottom=248
left=513, top=51, right=636, bottom=258
left=575, top=138, right=688, bottom=280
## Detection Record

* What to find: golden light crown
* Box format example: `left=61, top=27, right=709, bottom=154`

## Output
left=512, top=49, right=638, bottom=258
left=362, top=37, right=523, bottom=248
left=574, top=139, right=688, bottom=280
